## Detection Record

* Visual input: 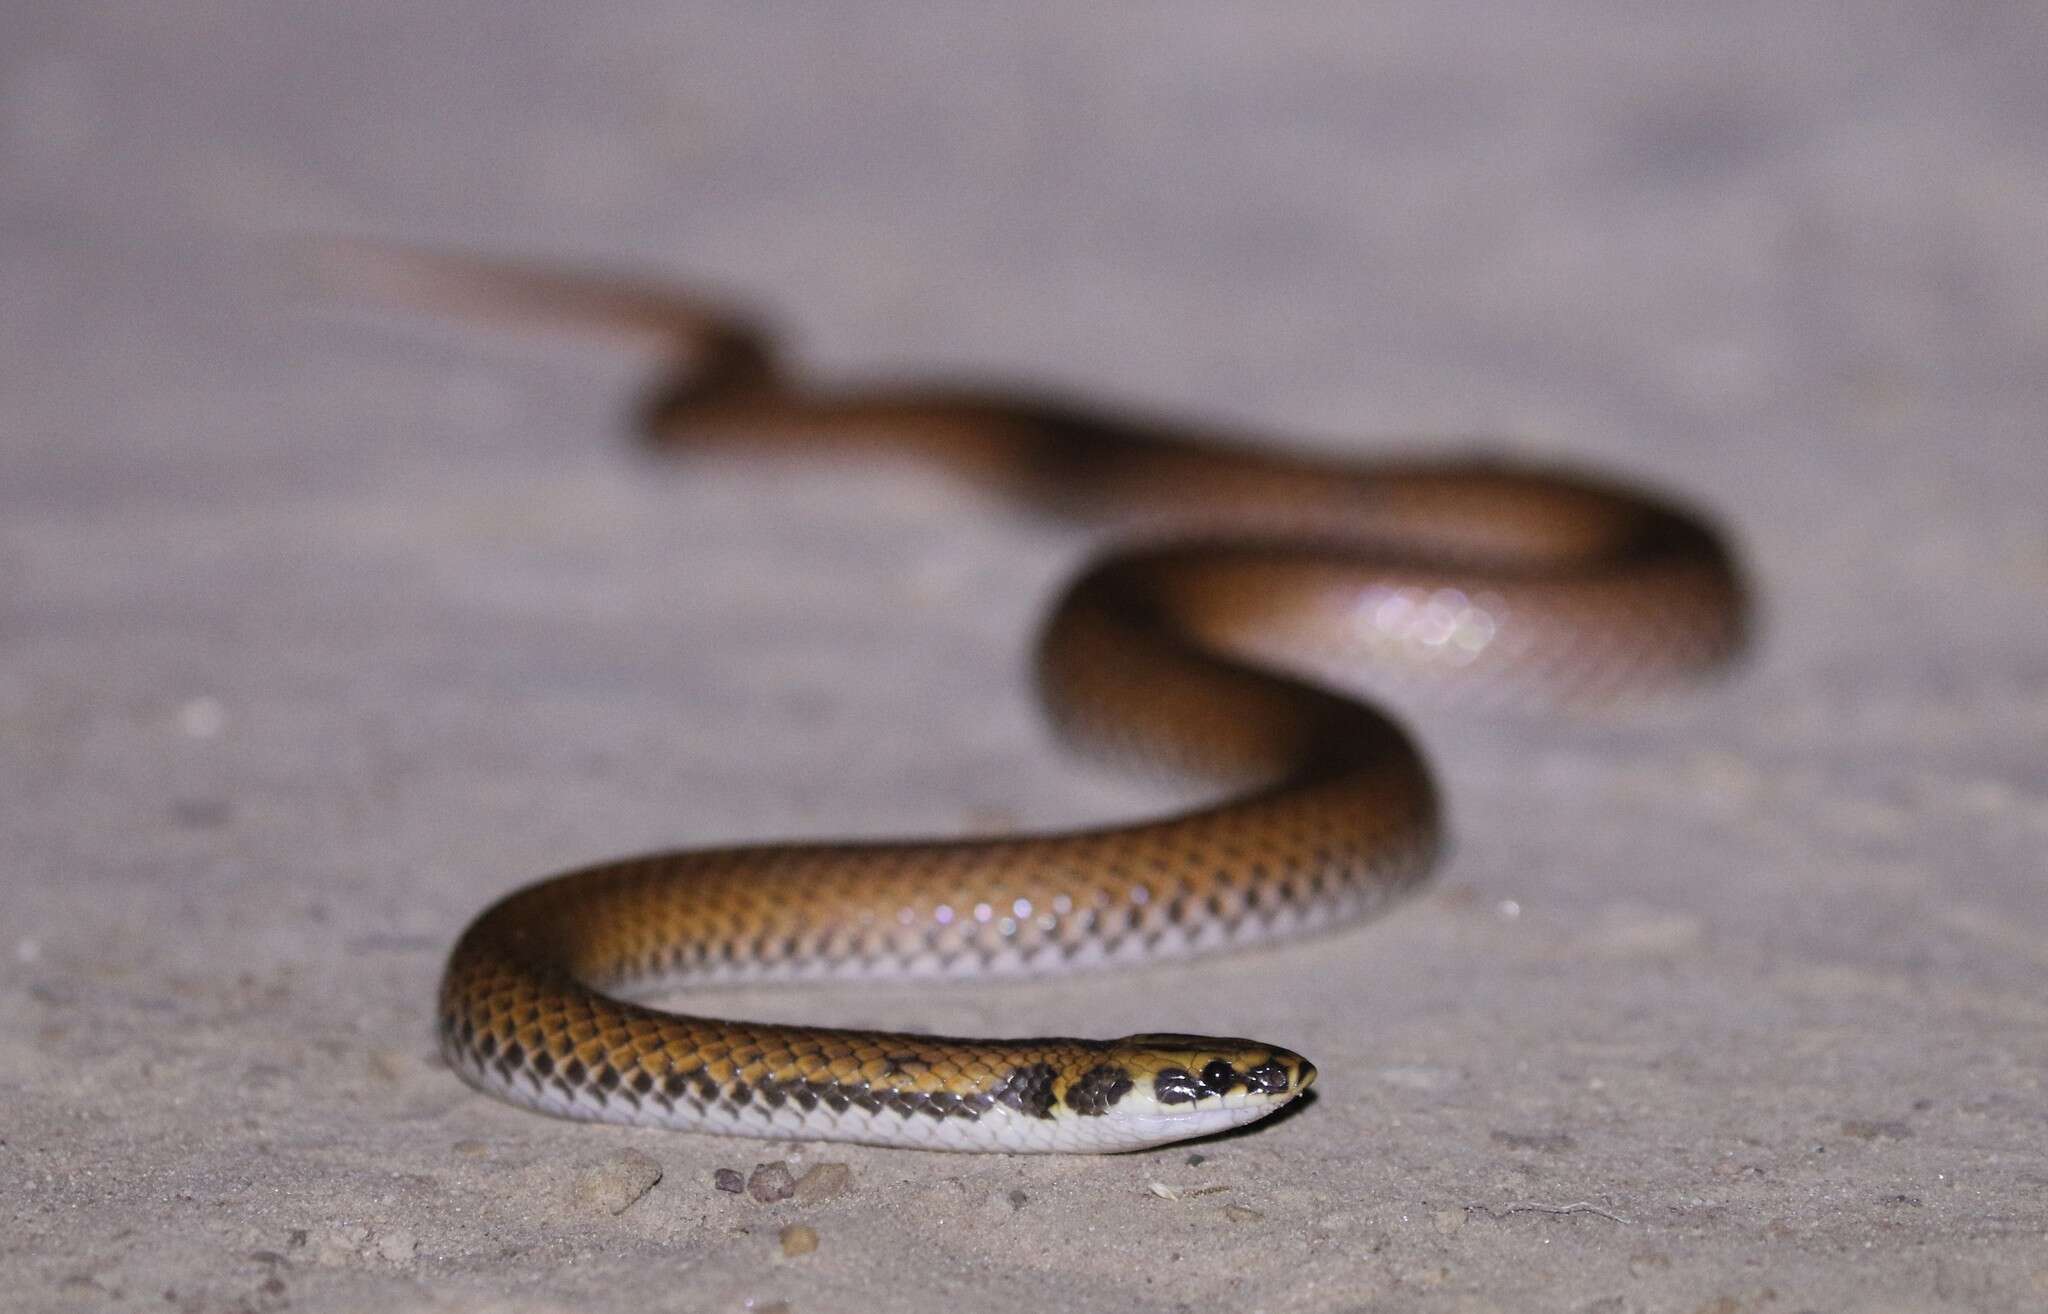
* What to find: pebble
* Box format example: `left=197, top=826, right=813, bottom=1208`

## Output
left=794, top=1162, right=853, bottom=1206
left=1007, top=1189, right=1029, bottom=1210
left=713, top=1168, right=745, bottom=1193
left=779, top=1223, right=819, bottom=1257
left=574, top=1148, right=664, bottom=1216
left=748, top=1162, right=797, bottom=1203
left=1222, top=1204, right=1264, bottom=1223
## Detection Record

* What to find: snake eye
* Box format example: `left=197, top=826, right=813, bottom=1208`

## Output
left=1201, top=1059, right=1240, bottom=1093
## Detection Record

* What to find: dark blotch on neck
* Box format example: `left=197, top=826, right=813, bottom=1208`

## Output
left=1064, top=1064, right=1135, bottom=1116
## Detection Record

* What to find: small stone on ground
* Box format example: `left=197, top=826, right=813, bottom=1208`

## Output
left=747, top=1162, right=797, bottom=1203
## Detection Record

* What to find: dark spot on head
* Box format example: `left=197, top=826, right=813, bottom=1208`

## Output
left=1244, top=1059, right=1290, bottom=1093
left=992, top=1062, right=1059, bottom=1119
left=1154, top=1067, right=1206, bottom=1105
left=1064, top=1065, right=1134, bottom=1116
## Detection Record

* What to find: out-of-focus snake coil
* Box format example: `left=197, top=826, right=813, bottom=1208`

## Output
left=342, top=248, right=1747, bottom=1152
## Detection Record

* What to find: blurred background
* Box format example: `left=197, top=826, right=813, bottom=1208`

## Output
left=6, top=4, right=2046, bottom=1311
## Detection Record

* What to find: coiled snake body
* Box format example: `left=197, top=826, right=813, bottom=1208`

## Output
left=345, top=249, right=1746, bottom=1152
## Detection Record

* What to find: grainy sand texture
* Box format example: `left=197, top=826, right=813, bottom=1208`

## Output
left=6, top=5, right=2047, bottom=1312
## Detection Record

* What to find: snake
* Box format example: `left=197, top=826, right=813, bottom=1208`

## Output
left=336, top=247, right=1747, bottom=1153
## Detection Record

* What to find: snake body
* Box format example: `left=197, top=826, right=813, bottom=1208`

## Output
left=355, top=249, right=1746, bottom=1152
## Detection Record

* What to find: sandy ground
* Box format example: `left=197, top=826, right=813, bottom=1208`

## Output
left=6, top=4, right=2047, bottom=1312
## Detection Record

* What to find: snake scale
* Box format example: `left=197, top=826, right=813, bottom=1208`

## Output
left=339, top=247, right=1746, bottom=1152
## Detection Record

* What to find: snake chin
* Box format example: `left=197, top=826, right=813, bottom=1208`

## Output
left=1104, top=1082, right=1314, bottom=1151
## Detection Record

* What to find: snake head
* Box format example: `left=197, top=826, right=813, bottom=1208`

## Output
left=1073, top=1033, right=1316, bottom=1149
